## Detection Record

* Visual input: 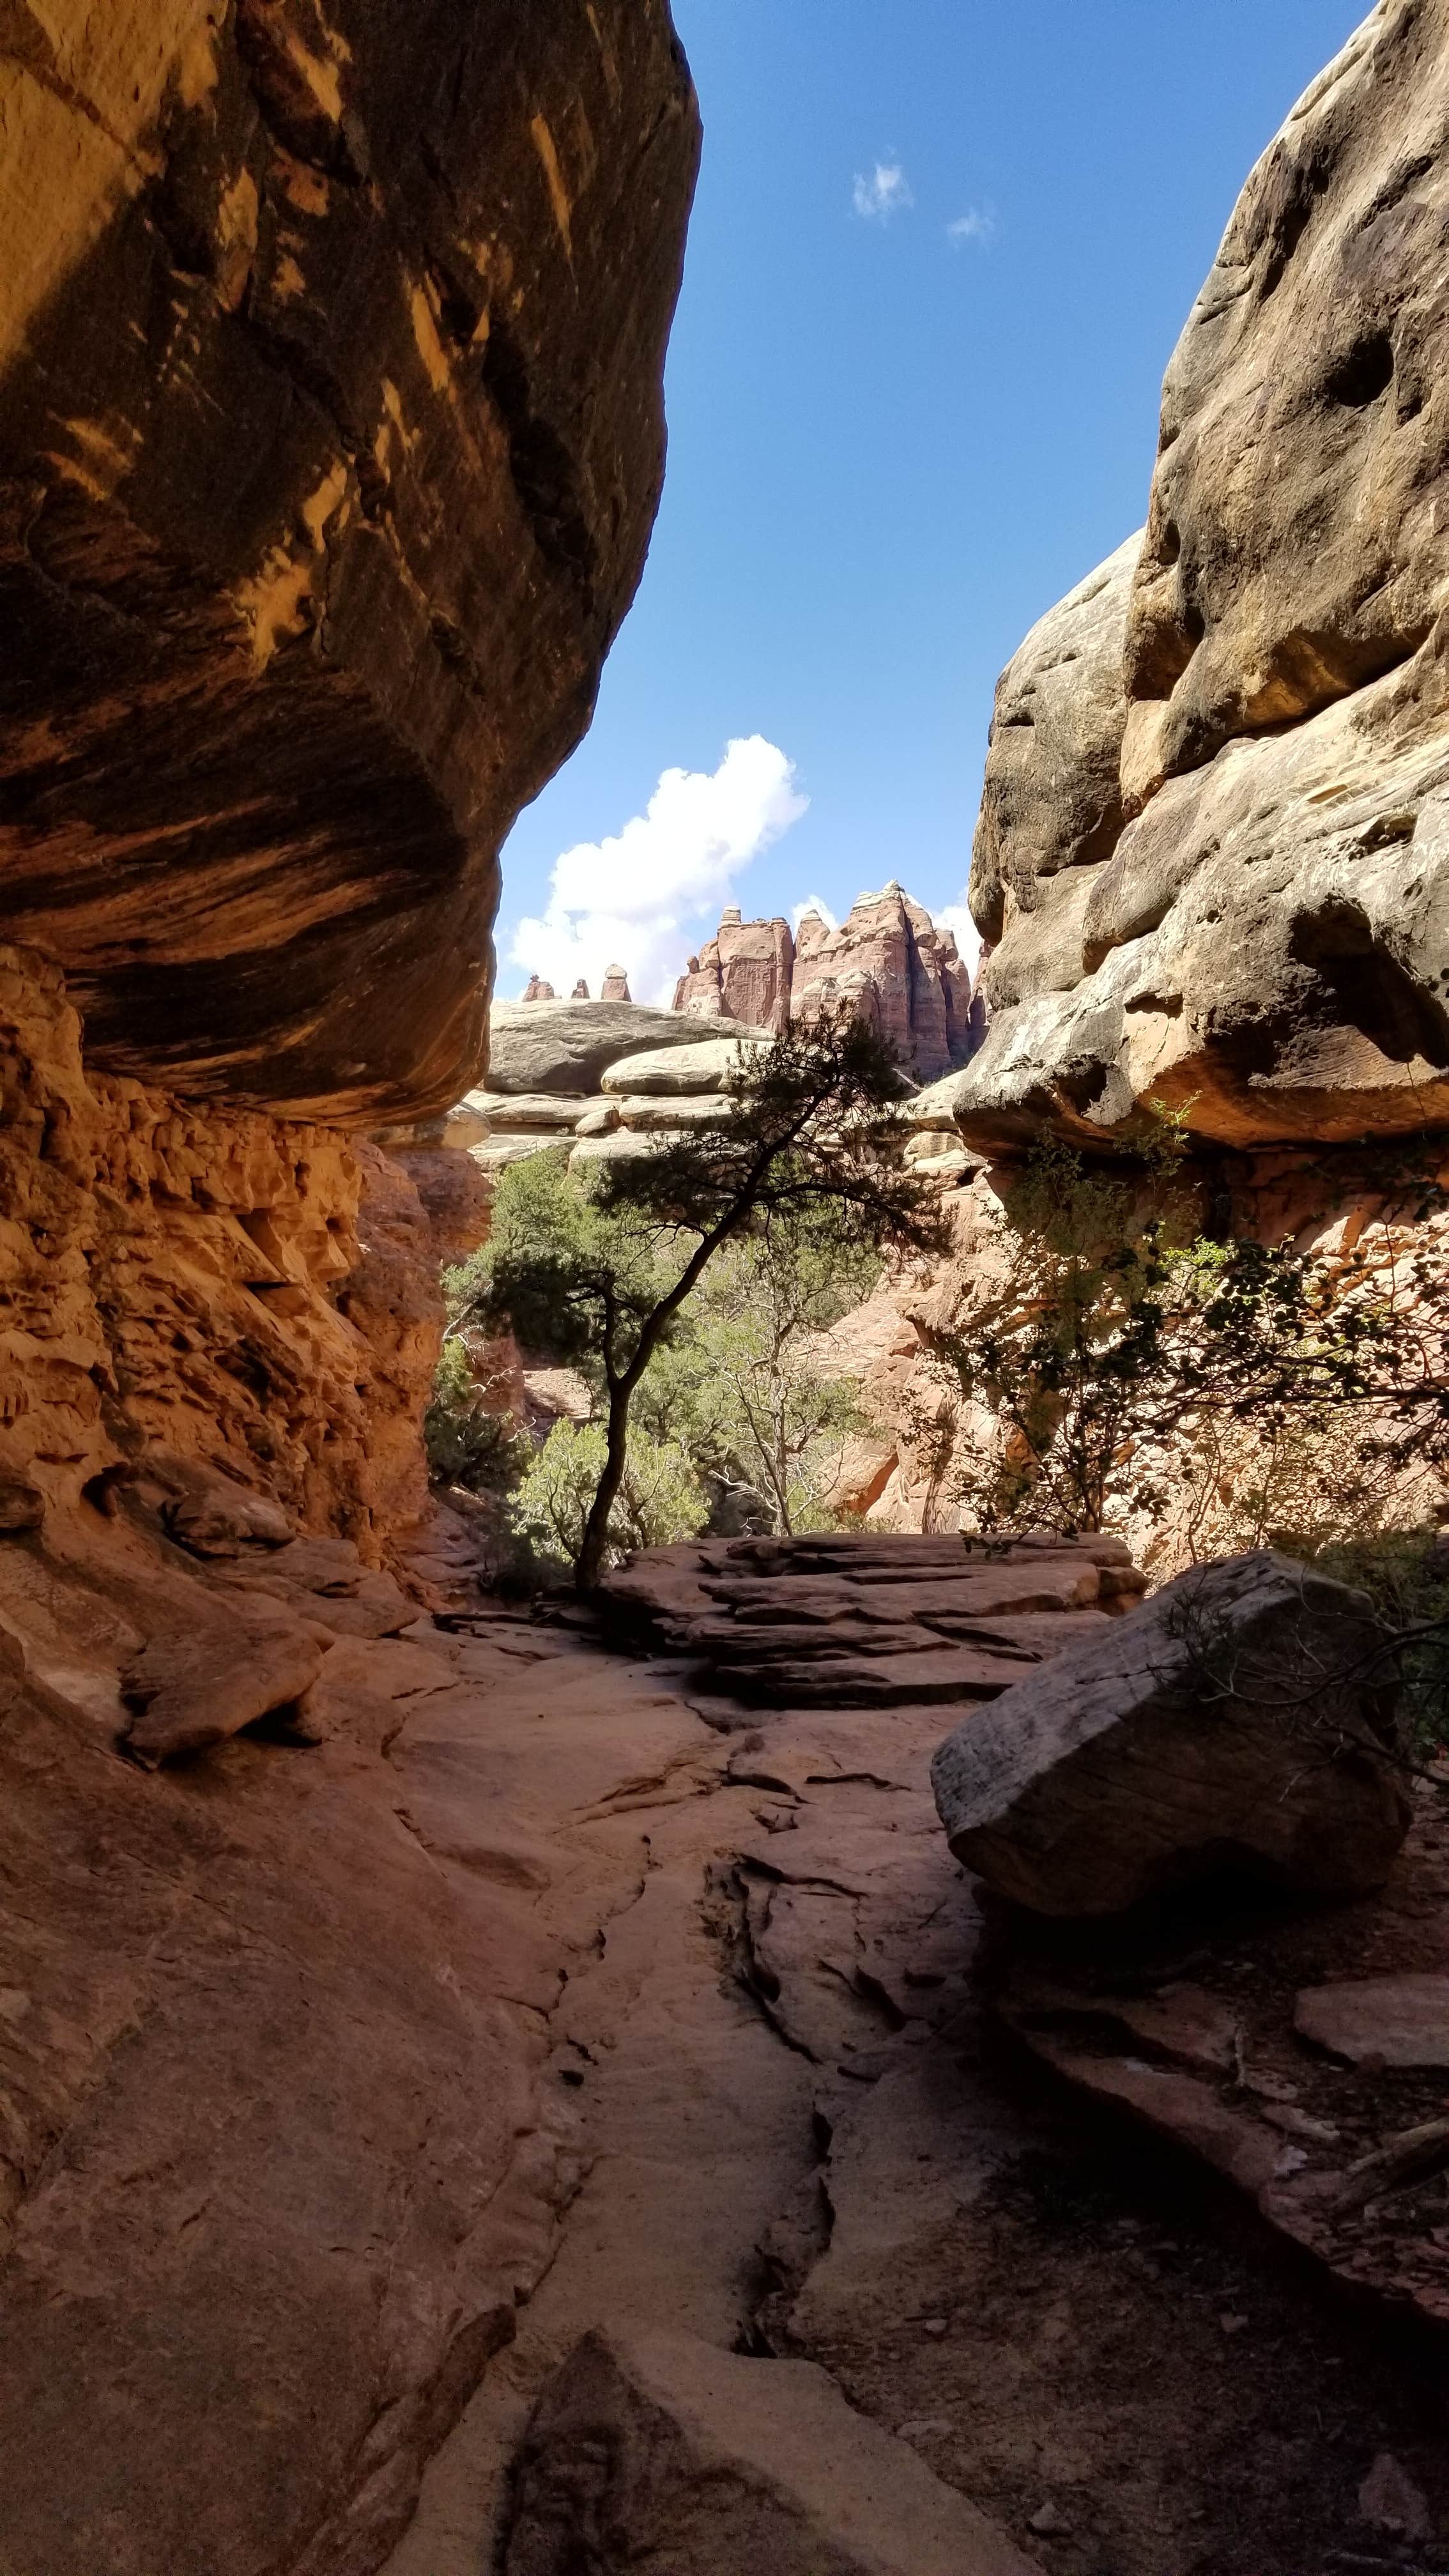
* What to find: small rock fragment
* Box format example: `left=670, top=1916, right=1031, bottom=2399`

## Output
left=1028, top=2503, right=1070, bottom=2536
left=0, top=1479, right=44, bottom=1534
left=1358, top=2451, right=1431, bottom=2543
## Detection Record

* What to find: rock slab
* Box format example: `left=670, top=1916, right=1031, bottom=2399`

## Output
left=503, top=2323, right=1042, bottom=2576
left=932, top=1551, right=1411, bottom=1915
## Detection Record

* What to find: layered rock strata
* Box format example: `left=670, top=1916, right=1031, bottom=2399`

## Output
left=600, top=1529, right=1146, bottom=1710
left=431, top=1009, right=772, bottom=1175
left=0, top=0, right=700, bottom=1122
left=673, top=885, right=979, bottom=1082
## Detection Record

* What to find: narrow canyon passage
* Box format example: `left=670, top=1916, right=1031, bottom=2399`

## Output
left=378, top=1545, right=1449, bottom=2576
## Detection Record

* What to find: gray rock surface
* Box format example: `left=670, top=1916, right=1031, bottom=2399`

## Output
left=931, top=1551, right=1411, bottom=1915
left=970, top=533, right=1142, bottom=962
left=1123, top=0, right=1449, bottom=812
left=600, top=1036, right=771, bottom=1095
left=1294, top=1972, right=1449, bottom=2066
left=503, top=2323, right=1042, bottom=2576
left=953, top=3, right=1449, bottom=1154
left=488, top=1005, right=763, bottom=1098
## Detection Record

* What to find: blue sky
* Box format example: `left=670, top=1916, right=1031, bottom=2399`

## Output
left=498, top=1, right=1368, bottom=1005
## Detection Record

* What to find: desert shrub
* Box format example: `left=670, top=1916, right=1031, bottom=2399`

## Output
left=1274, top=1528, right=1449, bottom=1770
left=510, top=1419, right=710, bottom=1574
left=424, top=1337, right=530, bottom=1492
left=914, top=1131, right=1449, bottom=1561
left=446, top=1027, right=940, bottom=1587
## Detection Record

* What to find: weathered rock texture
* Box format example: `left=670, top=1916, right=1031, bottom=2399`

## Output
left=0, top=1485, right=594, bottom=2576
left=1, top=942, right=438, bottom=1547
left=0, top=12, right=703, bottom=2570
left=486, top=1001, right=762, bottom=1099
left=674, top=905, right=797, bottom=1034
left=673, top=885, right=978, bottom=1082
left=0, top=0, right=700, bottom=1122
left=504, top=2324, right=1042, bottom=2576
left=949, top=0, right=1449, bottom=1154
left=932, top=1552, right=1411, bottom=1916
left=604, top=1529, right=1145, bottom=1711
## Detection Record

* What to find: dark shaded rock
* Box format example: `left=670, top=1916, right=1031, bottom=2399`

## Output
left=932, top=1551, right=1410, bottom=1915
left=120, top=1589, right=326, bottom=1765
left=0, top=1, right=700, bottom=1120
left=601, top=1532, right=1138, bottom=1710
left=1296, top=1972, right=1449, bottom=2067
left=503, top=2322, right=1042, bottom=2576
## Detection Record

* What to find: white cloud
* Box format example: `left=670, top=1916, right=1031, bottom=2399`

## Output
left=947, top=206, right=996, bottom=249
left=853, top=162, right=912, bottom=223
left=509, top=737, right=809, bottom=1008
left=938, top=902, right=984, bottom=977
left=792, top=896, right=838, bottom=935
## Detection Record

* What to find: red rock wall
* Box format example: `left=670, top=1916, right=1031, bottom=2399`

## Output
left=674, top=885, right=977, bottom=1079
left=0, top=0, right=700, bottom=1123
left=0, top=942, right=440, bottom=1555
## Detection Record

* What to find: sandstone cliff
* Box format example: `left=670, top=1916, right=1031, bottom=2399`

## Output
left=673, top=884, right=979, bottom=1082
left=0, top=0, right=698, bottom=1123
left=946, top=0, right=1449, bottom=1156
left=0, top=9, right=700, bottom=2570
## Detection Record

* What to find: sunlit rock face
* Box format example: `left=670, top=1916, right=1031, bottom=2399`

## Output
left=953, top=0, right=1449, bottom=1154
left=0, top=0, right=700, bottom=1121
left=674, top=886, right=978, bottom=1082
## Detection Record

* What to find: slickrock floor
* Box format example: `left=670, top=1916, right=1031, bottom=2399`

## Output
left=383, top=1549, right=1449, bottom=2576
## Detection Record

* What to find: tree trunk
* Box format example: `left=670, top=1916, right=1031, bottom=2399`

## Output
left=576, top=1382, right=631, bottom=1594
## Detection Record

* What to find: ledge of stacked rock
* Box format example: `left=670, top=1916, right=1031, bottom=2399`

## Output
left=600, top=1530, right=1146, bottom=1710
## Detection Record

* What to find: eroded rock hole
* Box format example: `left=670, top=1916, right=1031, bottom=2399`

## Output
left=1325, top=332, right=1396, bottom=409
left=1290, top=898, right=1449, bottom=1067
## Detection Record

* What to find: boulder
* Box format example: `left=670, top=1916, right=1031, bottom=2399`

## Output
left=1123, top=1, right=1449, bottom=812
left=487, top=1003, right=763, bottom=1098
left=931, top=1552, right=1411, bottom=1916
left=462, top=1093, right=594, bottom=1131
left=615, top=1092, right=737, bottom=1130
left=601, top=965, right=634, bottom=1002
left=503, top=2323, right=1042, bottom=2576
left=119, top=1593, right=328, bottom=1767
left=601, top=1036, right=771, bottom=1095
left=569, top=1129, right=663, bottom=1169
left=0, top=4, right=700, bottom=1122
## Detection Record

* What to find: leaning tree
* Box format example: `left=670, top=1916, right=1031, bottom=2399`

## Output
left=455, top=1015, right=949, bottom=1590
